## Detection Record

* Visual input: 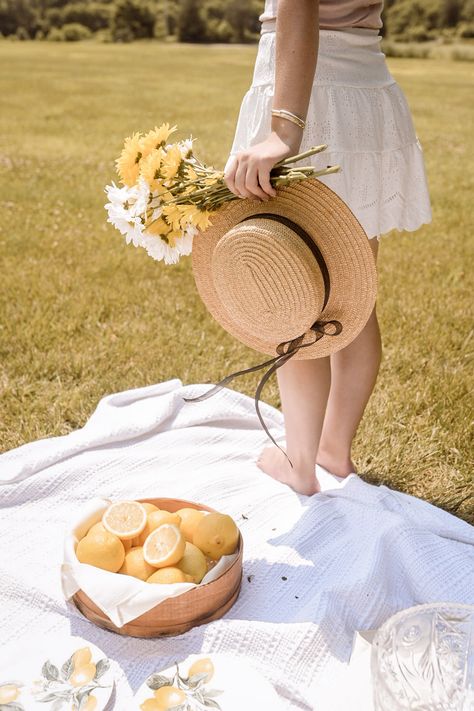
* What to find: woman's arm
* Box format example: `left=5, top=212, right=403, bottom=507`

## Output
left=225, top=0, right=319, bottom=201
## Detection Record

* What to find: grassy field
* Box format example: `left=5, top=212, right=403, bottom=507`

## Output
left=0, top=42, right=472, bottom=523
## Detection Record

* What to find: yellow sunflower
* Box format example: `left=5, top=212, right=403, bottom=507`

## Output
left=179, top=205, right=212, bottom=231
left=140, top=123, right=178, bottom=159
left=192, top=208, right=213, bottom=231
left=161, top=204, right=183, bottom=231
left=161, top=145, right=184, bottom=182
left=146, top=216, right=171, bottom=238
left=115, top=132, right=143, bottom=187
left=140, top=148, right=166, bottom=190
left=166, top=229, right=183, bottom=248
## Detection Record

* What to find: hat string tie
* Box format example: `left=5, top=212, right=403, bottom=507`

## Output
left=182, top=317, right=342, bottom=470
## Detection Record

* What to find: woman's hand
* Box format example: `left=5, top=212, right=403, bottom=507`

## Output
left=224, top=121, right=303, bottom=202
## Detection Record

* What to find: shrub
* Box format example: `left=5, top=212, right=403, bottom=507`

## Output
left=112, top=0, right=155, bottom=41
left=15, top=26, right=30, bottom=40
left=381, top=40, right=431, bottom=58
left=46, top=26, right=64, bottom=41
left=457, top=20, right=474, bottom=35
left=95, top=27, right=113, bottom=42
left=450, top=44, right=474, bottom=59
left=205, top=18, right=233, bottom=42
left=176, top=0, right=207, bottom=42
left=59, top=3, right=113, bottom=32
left=61, top=22, right=92, bottom=40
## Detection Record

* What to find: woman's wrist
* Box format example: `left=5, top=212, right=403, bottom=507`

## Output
left=270, top=116, right=303, bottom=154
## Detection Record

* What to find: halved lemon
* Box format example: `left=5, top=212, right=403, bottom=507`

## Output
left=102, top=500, right=147, bottom=540
left=143, top=523, right=186, bottom=568
left=136, top=510, right=182, bottom=546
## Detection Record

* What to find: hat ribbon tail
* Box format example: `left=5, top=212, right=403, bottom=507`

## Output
left=183, top=318, right=342, bottom=470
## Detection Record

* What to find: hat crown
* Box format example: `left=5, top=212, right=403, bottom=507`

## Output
left=211, top=217, right=326, bottom=343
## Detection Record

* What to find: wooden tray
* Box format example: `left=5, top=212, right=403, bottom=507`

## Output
left=72, top=497, right=243, bottom=638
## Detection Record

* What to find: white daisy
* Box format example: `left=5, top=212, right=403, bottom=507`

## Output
left=179, top=137, right=195, bottom=159
left=104, top=180, right=135, bottom=205
left=128, top=175, right=150, bottom=220
left=141, top=233, right=181, bottom=265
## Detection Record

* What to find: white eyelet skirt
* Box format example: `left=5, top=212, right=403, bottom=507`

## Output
left=226, top=25, right=433, bottom=240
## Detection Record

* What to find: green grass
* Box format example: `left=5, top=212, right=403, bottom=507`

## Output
left=0, top=42, right=472, bottom=523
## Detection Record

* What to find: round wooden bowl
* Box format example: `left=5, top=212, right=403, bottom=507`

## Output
left=72, top=497, right=243, bottom=638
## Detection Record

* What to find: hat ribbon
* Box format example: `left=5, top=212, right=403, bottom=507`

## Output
left=183, top=213, right=343, bottom=470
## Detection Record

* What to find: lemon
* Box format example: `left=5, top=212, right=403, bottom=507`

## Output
left=176, top=507, right=206, bottom=543
left=0, top=685, right=20, bottom=703
left=143, top=523, right=186, bottom=568
left=89, top=520, right=132, bottom=551
left=72, top=647, right=92, bottom=669
left=154, top=686, right=186, bottom=708
left=140, top=699, right=165, bottom=711
left=147, top=567, right=192, bottom=584
left=141, top=502, right=159, bottom=514
left=87, top=521, right=106, bottom=537
left=69, top=662, right=96, bottom=687
left=119, top=547, right=156, bottom=581
left=76, top=528, right=125, bottom=572
left=193, top=512, right=239, bottom=560
left=175, top=542, right=207, bottom=583
left=136, top=510, right=182, bottom=546
left=102, top=500, right=147, bottom=540
left=188, top=657, right=215, bottom=683
left=72, top=695, right=97, bottom=711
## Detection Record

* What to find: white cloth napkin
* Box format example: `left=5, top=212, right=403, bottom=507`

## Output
left=61, top=497, right=239, bottom=627
left=1, top=378, right=473, bottom=710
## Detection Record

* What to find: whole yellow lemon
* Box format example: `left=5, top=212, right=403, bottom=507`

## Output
left=175, top=542, right=207, bottom=583
left=119, top=547, right=156, bottom=581
left=193, top=513, right=239, bottom=560
left=146, top=567, right=192, bottom=584
left=76, top=529, right=125, bottom=573
left=88, top=521, right=132, bottom=551
left=175, top=508, right=206, bottom=543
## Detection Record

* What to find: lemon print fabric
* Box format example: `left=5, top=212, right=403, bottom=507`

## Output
left=0, top=636, right=114, bottom=711
left=139, top=657, right=217, bottom=710
left=134, top=653, right=286, bottom=711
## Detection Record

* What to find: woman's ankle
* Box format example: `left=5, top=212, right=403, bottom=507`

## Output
left=316, top=444, right=355, bottom=477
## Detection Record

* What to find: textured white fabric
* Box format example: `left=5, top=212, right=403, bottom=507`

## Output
left=226, top=27, right=433, bottom=240
left=1, top=379, right=473, bottom=710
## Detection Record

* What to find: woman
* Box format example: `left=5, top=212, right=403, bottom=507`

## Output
left=223, top=0, right=432, bottom=495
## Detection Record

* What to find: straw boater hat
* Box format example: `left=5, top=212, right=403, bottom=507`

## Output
left=183, top=178, right=378, bottom=461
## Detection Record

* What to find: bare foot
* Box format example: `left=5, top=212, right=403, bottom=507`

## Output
left=316, top=451, right=357, bottom=478
left=256, top=446, right=320, bottom=495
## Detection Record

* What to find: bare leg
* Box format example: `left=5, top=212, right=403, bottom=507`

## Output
left=317, top=237, right=382, bottom=476
left=256, top=356, right=331, bottom=495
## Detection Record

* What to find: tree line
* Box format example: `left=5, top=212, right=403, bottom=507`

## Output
left=1, top=0, right=473, bottom=42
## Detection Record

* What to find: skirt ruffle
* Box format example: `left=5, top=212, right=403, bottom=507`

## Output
left=227, top=29, right=433, bottom=240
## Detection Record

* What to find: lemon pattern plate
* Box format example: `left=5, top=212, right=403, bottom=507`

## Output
left=0, top=635, right=114, bottom=711
left=133, top=652, right=284, bottom=711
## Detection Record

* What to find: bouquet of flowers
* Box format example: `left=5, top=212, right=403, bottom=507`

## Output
left=104, top=123, right=340, bottom=265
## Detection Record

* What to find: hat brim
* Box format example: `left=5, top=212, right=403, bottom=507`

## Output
left=191, top=178, right=377, bottom=359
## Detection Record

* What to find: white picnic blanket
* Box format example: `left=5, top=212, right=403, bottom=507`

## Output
left=1, top=378, right=473, bottom=710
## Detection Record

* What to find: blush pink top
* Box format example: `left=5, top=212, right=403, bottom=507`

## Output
left=259, top=0, right=384, bottom=30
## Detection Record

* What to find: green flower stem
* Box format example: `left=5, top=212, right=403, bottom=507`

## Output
left=273, top=144, right=328, bottom=167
